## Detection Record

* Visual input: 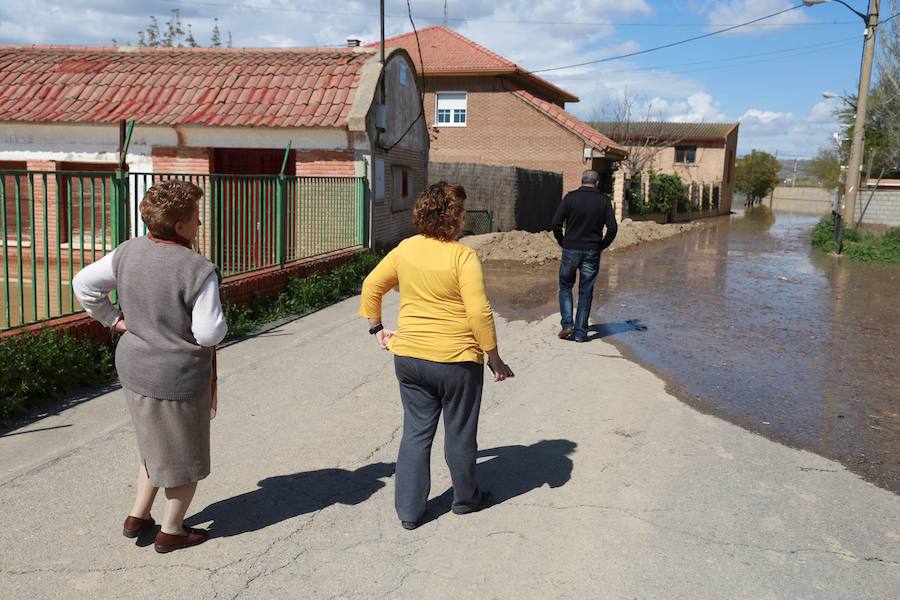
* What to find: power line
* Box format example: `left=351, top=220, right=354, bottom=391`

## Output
left=529, top=3, right=808, bottom=74
left=162, top=0, right=854, bottom=29
left=582, top=36, right=860, bottom=78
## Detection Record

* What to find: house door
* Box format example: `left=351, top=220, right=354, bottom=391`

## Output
left=212, top=148, right=295, bottom=275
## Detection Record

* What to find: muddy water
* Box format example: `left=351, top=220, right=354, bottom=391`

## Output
left=484, top=208, right=900, bottom=493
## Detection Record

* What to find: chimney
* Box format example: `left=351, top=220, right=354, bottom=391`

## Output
left=346, top=39, right=361, bottom=48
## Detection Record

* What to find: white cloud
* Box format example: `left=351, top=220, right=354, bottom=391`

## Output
left=706, top=0, right=812, bottom=35
left=737, top=102, right=840, bottom=157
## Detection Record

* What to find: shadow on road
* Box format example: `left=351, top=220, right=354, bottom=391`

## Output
left=186, top=462, right=395, bottom=538
left=422, top=439, right=577, bottom=524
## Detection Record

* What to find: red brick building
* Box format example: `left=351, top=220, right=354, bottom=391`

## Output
left=377, top=26, right=627, bottom=215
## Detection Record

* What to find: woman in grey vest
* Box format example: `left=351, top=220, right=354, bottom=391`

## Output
left=73, top=180, right=227, bottom=553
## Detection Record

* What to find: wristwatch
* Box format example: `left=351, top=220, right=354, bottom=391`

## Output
left=369, top=323, right=384, bottom=335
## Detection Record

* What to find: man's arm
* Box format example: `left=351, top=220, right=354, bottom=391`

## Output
left=599, top=197, right=618, bottom=251
left=551, top=195, right=570, bottom=246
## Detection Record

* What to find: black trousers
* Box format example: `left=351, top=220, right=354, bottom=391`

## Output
left=393, top=355, right=484, bottom=522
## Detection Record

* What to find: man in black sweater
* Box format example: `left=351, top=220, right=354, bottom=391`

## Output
left=551, top=170, right=618, bottom=342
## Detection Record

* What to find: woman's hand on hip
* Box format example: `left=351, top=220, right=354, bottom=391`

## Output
left=376, top=329, right=395, bottom=350
left=111, top=317, right=127, bottom=335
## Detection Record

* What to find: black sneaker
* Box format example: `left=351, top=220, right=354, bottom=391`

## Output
left=401, top=520, right=420, bottom=530
left=452, top=491, right=494, bottom=515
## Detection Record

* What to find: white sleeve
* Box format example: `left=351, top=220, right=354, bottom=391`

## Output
left=191, top=272, right=228, bottom=347
left=72, top=249, right=121, bottom=328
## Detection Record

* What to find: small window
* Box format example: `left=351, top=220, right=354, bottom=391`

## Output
left=675, top=146, right=697, bottom=164
left=391, top=166, right=412, bottom=211
left=435, top=92, right=467, bottom=127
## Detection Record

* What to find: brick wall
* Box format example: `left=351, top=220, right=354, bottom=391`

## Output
left=428, top=162, right=562, bottom=232
left=854, top=190, right=900, bottom=227
left=151, top=147, right=211, bottom=174
left=295, top=149, right=355, bottom=177
left=372, top=146, right=426, bottom=244
left=423, top=76, right=593, bottom=195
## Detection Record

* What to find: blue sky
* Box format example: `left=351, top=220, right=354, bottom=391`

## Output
left=0, top=0, right=881, bottom=157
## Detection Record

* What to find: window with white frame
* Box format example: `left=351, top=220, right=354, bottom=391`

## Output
left=435, top=92, right=467, bottom=127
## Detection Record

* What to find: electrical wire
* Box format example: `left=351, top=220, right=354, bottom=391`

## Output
left=383, top=0, right=427, bottom=153
left=529, top=3, right=808, bottom=74
left=580, top=36, right=860, bottom=77
left=161, top=0, right=855, bottom=29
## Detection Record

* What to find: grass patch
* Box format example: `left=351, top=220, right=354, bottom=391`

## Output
left=0, top=251, right=383, bottom=426
left=811, top=216, right=900, bottom=263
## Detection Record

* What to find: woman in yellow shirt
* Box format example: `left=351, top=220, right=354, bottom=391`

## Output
left=360, top=182, right=514, bottom=530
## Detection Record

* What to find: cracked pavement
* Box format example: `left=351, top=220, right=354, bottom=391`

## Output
left=0, top=292, right=898, bottom=599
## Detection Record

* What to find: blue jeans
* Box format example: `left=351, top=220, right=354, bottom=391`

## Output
left=558, top=248, right=600, bottom=341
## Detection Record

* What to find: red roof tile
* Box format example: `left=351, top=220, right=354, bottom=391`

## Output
left=373, top=26, right=578, bottom=103
left=511, top=89, right=627, bottom=156
left=0, top=46, right=373, bottom=128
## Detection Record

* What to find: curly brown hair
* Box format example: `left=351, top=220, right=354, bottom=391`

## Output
left=412, top=182, right=467, bottom=241
left=140, top=180, right=202, bottom=238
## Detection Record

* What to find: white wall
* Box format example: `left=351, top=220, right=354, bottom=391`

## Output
left=0, top=122, right=363, bottom=171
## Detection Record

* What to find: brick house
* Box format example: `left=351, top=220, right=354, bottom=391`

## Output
left=376, top=26, right=628, bottom=217
left=0, top=44, right=427, bottom=251
left=591, top=121, right=740, bottom=216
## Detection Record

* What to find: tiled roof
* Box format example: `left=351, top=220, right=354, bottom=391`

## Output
left=0, top=46, right=374, bottom=128
left=591, top=121, right=739, bottom=141
left=511, top=89, right=627, bottom=157
left=373, top=26, right=578, bottom=103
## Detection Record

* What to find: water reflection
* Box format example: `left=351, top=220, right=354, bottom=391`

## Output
left=484, top=208, right=900, bottom=493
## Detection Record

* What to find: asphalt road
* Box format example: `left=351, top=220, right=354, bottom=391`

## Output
left=0, top=292, right=898, bottom=599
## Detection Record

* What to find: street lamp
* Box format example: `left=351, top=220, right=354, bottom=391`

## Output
left=804, top=0, right=879, bottom=254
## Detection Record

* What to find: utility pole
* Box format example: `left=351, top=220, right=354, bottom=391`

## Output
left=843, top=0, right=880, bottom=237
left=443, top=1, right=448, bottom=26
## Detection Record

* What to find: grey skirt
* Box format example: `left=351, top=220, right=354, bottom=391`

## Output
left=124, top=387, right=211, bottom=488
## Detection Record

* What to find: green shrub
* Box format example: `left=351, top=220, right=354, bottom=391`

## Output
left=811, top=216, right=900, bottom=262
left=0, top=330, right=116, bottom=425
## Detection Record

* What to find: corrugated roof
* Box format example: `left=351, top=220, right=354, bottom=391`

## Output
left=512, top=89, right=626, bottom=156
left=590, top=121, right=739, bottom=141
left=373, top=26, right=578, bottom=103
left=0, top=46, right=374, bottom=128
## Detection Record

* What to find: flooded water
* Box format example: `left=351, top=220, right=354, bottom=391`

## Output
left=485, top=208, right=900, bottom=493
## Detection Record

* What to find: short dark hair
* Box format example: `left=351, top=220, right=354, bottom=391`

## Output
left=140, top=180, right=202, bottom=238
left=412, top=182, right=467, bottom=242
left=581, top=170, right=600, bottom=185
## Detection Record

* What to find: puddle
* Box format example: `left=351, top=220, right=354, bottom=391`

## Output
left=484, top=208, right=900, bottom=493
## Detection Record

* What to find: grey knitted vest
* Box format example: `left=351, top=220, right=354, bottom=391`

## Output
left=112, top=236, right=217, bottom=400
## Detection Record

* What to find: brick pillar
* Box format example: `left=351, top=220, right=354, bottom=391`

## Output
left=26, top=160, right=59, bottom=261
left=613, top=169, right=626, bottom=222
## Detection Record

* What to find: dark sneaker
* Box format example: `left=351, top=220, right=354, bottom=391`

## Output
left=452, top=491, right=494, bottom=515
left=401, top=520, right=420, bottom=530
left=558, top=328, right=575, bottom=340
left=574, top=337, right=587, bottom=343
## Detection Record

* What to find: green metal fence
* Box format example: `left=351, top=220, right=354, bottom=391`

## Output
left=1, top=170, right=366, bottom=331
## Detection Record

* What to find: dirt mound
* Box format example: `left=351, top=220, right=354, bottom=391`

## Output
left=461, top=219, right=697, bottom=264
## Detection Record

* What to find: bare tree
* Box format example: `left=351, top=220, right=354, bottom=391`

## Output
left=589, top=93, right=683, bottom=179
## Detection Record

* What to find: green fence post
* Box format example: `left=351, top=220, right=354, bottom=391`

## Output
left=276, top=141, right=292, bottom=268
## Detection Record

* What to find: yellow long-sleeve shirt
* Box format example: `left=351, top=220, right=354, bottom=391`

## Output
left=359, top=235, right=497, bottom=364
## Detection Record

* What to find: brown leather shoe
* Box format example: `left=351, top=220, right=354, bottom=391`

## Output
left=558, top=328, right=574, bottom=340
left=154, top=527, right=209, bottom=553
left=123, top=515, right=155, bottom=538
